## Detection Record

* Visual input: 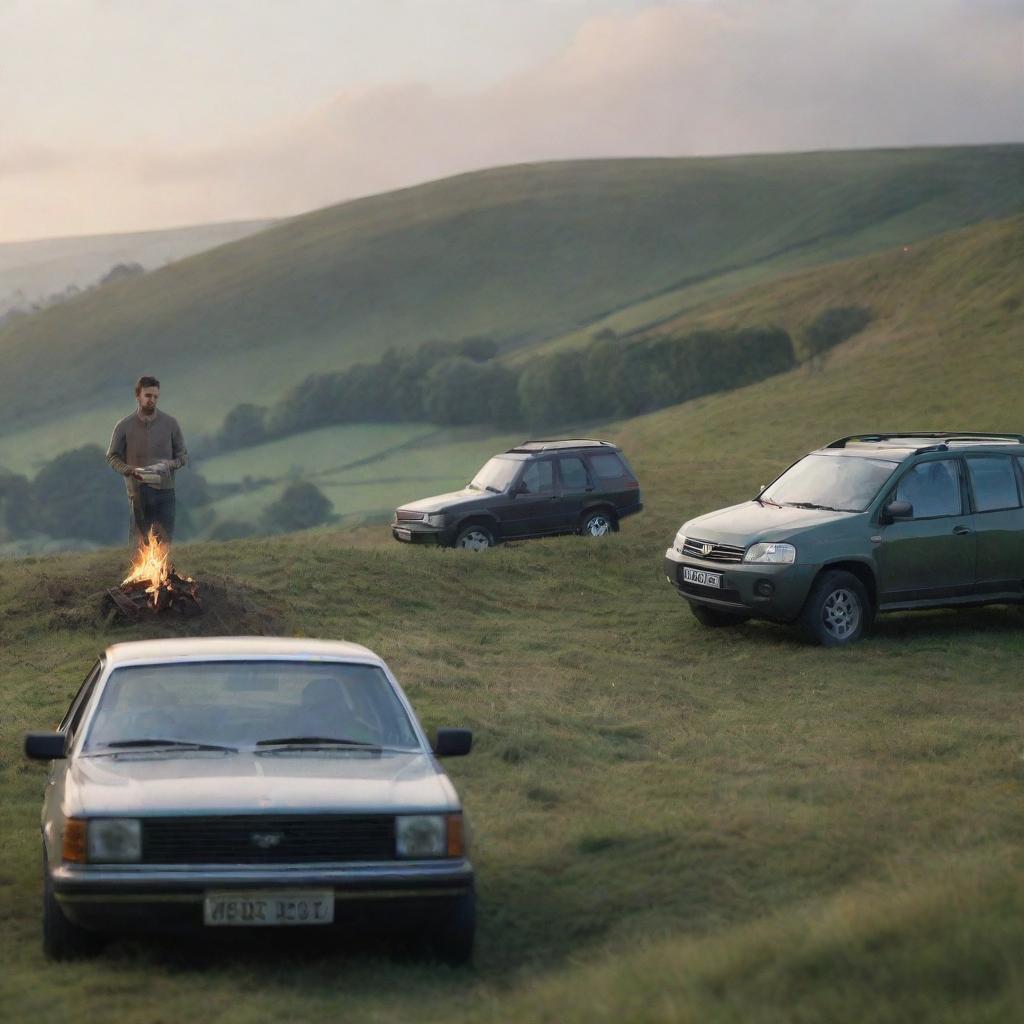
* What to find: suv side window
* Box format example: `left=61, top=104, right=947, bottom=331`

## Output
left=558, top=456, right=591, bottom=492
left=967, top=456, right=1021, bottom=512
left=894, top=460, right=962, bottom=519
left=588, top=453, right=628, bottom=480
left=519, top=460, right=555, bottom=495
left=59, top=660, right=102, bottom=739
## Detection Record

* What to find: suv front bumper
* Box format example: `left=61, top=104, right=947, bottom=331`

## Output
left=663, top=546, right=816, bottom=622
left=391, top=521, right=455, bottom=546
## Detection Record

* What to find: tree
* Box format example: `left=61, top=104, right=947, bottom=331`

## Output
left=260, top=481, right=334, bottom=534
left=31, top=445, right=125, bottom=543
left=0, top=468, right=36, bottom=540
left=801, top=306, right=873, bottom=360
left=216, top=403, right=268, bottom=451
left=421, top=357, right=520, bottom=426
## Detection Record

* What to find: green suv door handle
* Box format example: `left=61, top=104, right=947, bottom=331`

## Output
left=953, top=525, right=972, bottom=535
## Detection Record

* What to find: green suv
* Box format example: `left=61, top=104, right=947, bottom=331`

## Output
left=664, top=433, right=1024, bottom=645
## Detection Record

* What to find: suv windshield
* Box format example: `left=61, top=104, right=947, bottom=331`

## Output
left=82, top=661, right=421, bottom=753
left=761, top=454, right=899, bottom=512
left=469, top=456, right=521, bottom=493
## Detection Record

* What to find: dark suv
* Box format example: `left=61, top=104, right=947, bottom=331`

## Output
left=392, top=439, right=643, bottom=549
left=665, top=433, right=1024, bottom=644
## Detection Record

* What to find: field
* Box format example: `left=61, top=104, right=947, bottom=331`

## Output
left=1, top=214, right=1022, bottom=1021
left=1, top=145, right=1022, bottom=460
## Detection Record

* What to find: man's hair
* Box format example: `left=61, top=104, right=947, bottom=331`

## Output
left=135, top=375, right=160, bottom=395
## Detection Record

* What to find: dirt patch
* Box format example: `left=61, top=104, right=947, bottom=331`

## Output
left=45, top=572, right=287, bottom=636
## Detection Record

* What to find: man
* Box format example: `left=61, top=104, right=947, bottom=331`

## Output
left=106, top=376, right=188, bottom=551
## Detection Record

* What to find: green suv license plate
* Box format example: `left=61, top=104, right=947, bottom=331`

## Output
left=204, top=889, right=334, bottom=926
left=682, top=566, right=722, bottom=589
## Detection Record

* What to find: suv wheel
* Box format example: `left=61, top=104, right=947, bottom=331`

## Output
left=453, top=524, right=495, bottom=551
left=42, top=851, right=100, bottom=961
left=690, top=603, right=750, bottom=628
left=580, top=510, right=615, bottom=537
left=799, top=570, right=871, bottom=646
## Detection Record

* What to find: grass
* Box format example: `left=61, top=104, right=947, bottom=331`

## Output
left=2, top=145, right=1023, bottom=445
left=2, top=213, right=1024, bottom=1020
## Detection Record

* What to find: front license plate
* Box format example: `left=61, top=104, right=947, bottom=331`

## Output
left=204, top=889, right=335, bottom=927
left=395, top=528, right=412, bottom=541
left=683, top=566, right=722, bottom=589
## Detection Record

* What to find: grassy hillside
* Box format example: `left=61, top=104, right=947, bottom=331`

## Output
left=0, top=219, right=276, bottom=315
left=2, top=216, right=1023, bottom=1020
left=1, top=145, right=1021, bottom=454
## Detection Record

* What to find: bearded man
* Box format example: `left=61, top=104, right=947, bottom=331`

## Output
left=106, top=375, right=189, bottom=551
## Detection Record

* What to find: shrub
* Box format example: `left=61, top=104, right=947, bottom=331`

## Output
left=260, top=481, right=334, bottom=534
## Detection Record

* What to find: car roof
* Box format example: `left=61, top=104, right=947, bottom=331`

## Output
left=103, top=636, right=384, bottom=666
left=506, top=438, right=620, bottom=454
left=818, top=433, right=1024, bottom=458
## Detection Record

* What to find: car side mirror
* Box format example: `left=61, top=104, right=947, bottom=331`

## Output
left=24, top=731, right=67, bottom=760
left=513, top=483, right=530, bottom=496
left=883, top=500, right=913, bottom=523
left=433, top=728, right=472, bottom=757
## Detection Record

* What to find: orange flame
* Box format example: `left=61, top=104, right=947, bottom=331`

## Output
left=122, top=530, right=172, bottom=606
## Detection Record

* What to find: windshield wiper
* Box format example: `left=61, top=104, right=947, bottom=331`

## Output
left=255, top=735, right=380, bottom=748
left=484, top=485, right=502, bottom=494
left=755, top=495, right=782, bottom=507
left=784, top=501, right=839, bottom=511
left=101, top=738, right=237, bottom=752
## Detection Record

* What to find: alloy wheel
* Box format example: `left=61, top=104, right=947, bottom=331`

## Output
left=821, top=587, right=860, bottom=640
left=457, top=529, right=492, bottom=551
left=584, top=515, right=611, bottom=537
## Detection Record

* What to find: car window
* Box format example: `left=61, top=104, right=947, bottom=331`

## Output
left=967, top=457, right=1020, bottom=512
left=558, top=456, right=590, bottom=492
left=519, top=460, right=554, bottom=495
left=894, top=460, right=962, bottom=519
left=589, top=453, right=628, bottom=480
left=82, top=661, right=421, bottom=751
left=59, top=660, right=102, bottom=737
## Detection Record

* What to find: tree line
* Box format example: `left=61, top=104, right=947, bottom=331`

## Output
left=196, top=306, right=871, bottom=458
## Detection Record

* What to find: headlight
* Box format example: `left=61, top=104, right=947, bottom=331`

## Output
left=673, top=521, right=693, bottom=549
left=744, top=542, right=796, bottom=564
left=87, top=818, right=142, bottom=863
left=425, top=513, right=447, bottom=528
left=396, top=814, right=464, bottom=858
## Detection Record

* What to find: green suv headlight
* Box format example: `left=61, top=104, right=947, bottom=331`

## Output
left=744, top=542, right=796, bottom=565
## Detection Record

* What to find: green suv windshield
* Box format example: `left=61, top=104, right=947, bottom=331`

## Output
left=761, top=454, right=899, bottom=512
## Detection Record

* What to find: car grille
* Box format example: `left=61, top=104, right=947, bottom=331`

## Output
left=679, top=537, right=745, bottom=563
left=141, top=814, right=396, bottom=864
left=395, top=510, right=426, bottom=522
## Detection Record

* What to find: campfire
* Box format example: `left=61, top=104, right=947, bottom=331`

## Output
left=104, top=531, right=202, bottom=620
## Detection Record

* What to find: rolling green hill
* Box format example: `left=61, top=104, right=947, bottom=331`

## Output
left=1, top=144, right=1022, bottom=464
left=2, top=213, right=1023, bottom=1020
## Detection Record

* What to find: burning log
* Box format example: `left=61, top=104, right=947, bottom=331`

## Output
left=104, top=531, right=202, bottom=620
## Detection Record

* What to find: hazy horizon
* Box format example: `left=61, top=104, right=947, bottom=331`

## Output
left=3, top=0, right=1021, bottom=244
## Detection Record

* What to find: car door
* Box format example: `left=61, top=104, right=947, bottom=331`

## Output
left=499, top=459, right=559, bottom=536
left=876, top=457, right=977, bottom=603
left=964, top=454, right=1024, bottom=598
left=585, top=451, right=639, bottom=516
left=555, top=455, right=594, bottom=530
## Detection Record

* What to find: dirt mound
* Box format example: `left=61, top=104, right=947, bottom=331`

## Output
left=45, top=572, right=287, bottom=637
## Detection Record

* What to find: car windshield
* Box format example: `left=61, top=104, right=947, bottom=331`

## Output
left=82, top=661, right=421, bottom=753
left=468, top=455, right=521, bottom=493
left=761, top=454, right=899, bottom=512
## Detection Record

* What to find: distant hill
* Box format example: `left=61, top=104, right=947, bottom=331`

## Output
left=0, top=219, right=277, bottom=316
left=1, top=144, right=1021, bottom=446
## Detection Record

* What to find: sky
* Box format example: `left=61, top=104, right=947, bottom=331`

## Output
left=1, top=0, right=1021, bottom=242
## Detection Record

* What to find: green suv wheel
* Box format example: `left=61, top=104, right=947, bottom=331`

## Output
left=799, top=570, right=872, bottom=646
left=689, top=603, right=751, bottom=628
left=453, top=524, right=495, bottom=551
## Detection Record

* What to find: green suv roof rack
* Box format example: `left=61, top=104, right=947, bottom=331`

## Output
left=827, top=432, right=1024, bottom=451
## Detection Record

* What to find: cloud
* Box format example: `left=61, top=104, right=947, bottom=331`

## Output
left=0, top=146, right=70, bottom=177
left=2, top=0, right=1022, bottom=238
